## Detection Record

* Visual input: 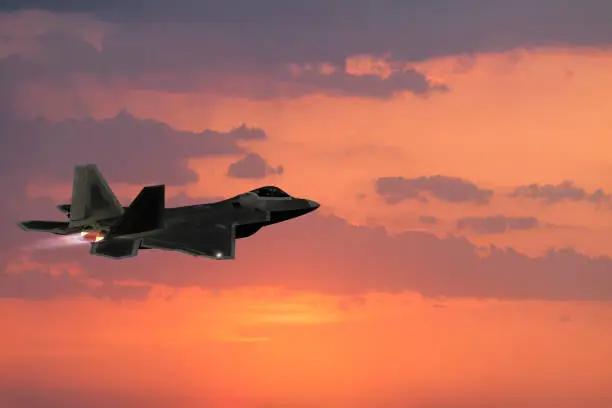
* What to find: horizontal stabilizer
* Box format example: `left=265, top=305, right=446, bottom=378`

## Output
left=107, top=185, right=165, bottom=238
left=90, top=238, right=142, bottom=259
left=18, top=220, right=70, bottom=235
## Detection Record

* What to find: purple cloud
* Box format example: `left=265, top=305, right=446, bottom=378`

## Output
left=456, top=215, right=542, bottom=234
left=510, top=181, right=611, bottom=205
left=376, top=175, right=494, bottom=205
left=227, top=153, right=284, bottom=179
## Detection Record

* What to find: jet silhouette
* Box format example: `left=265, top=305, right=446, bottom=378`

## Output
left=18, top=164, right=319, bottom=259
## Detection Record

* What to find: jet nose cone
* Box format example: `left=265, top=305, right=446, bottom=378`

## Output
left=307, top=200, right=320, bottom=210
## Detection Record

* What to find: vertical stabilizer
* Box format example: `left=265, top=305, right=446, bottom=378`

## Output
left=106, top=185, right=165, bottom=238
left=68, top=164, right=124, bottom=228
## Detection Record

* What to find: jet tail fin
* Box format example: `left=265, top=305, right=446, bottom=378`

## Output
left=106, top=185, right=165, bottom=239
left=68, top=164, right=124, bottom=228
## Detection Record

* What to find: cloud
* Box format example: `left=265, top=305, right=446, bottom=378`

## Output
left=0, top=386, right=198, bottom=408
left=286, top=63, right=449, bottom=98
left=510, top=181, right=611, bottom=205
left=0, top=258, right=151, bottom=300
left=5, top=2, right=612, bottom=102
left=456, top=215, right=542, bottom=234
left=0, top=20, right=446, bottom=100
left=1, top=111, right=267, bottom=186
left=227, top=153, right=284, bottom=179
left=375, top=175, right=493, bottom=204
left=0, top=387, right=608, bottom=408
left=419, top=215, right=438, bottom=225
left=28, top=213, right=609, bottom=302
left=4, top=2, right=612, bottom=59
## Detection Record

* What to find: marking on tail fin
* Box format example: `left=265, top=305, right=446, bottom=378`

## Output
left=69, top=164, right=124, bottom=228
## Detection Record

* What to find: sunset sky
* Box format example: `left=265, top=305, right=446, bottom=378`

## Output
left=2, top=1, right=612, bottom=407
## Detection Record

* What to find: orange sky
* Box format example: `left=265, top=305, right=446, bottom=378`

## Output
left=3, top=6, right=612, bottom=408
left=3, top=290, right=612, bottom=407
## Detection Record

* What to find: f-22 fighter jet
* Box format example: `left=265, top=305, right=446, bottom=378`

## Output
left=18, top=164, right=319, bottom=260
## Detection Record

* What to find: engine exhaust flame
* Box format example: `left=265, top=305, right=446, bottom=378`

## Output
left=24, top=230, right=106, bottom=251
left=25, top=234, right=90, bottom=250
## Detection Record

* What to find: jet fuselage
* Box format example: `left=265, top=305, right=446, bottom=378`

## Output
left=19, top=179, right=320, bottom=260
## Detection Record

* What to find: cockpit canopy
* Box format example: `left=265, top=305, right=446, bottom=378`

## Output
left=251, top=186, right=291, bottom=198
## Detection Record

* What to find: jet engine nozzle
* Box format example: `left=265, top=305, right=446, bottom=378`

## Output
left=80, top=229, right=106, bottom=242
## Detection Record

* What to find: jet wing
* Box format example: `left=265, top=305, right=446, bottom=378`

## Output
left=141, top=223, right=236, bottom=260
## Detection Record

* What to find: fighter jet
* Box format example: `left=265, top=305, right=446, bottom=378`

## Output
left=17, top=164, right=319, bottom=260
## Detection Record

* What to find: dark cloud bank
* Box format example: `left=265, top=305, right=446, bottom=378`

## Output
left=0, top=27, right=445, bottom=100
left=5, top=0, right=612, bottom=57
left=1, top=111, right=267, bottom=186
left=3, top=1, right=612, bottom=101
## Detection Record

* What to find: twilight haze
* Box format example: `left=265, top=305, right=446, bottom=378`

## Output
left=2, top=1, right=612, bottom=407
